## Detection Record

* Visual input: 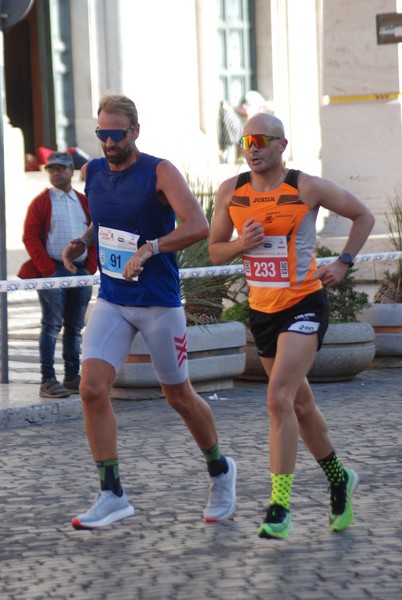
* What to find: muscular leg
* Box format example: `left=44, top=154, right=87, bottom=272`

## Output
left=257, top=331, right=355, bottom=537
left=79, top=358, right=118, bottom=460
left=161, top=378, right=236, bottom=522
left=257, top=332, right=320, bottom=537
left=139, top=306, right=219, bottom=451
left=77, top=299, right=137, bottom=462
left=260, top=332, right=319, bottom=473
left=160, top=379, right=218, bottom=450
left=293, top=377, right=333, bottom=461
left=71, top=357, right=134, bottom=529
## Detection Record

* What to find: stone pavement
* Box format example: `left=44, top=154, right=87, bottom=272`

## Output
left=0, top=368, right=401, bottom=599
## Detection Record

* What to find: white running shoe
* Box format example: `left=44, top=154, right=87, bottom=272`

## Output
left=203, top=456, right=237, bottom=522
left=72, top=490, right=135, bottom=530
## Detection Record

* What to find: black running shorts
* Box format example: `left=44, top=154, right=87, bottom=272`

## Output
left=249, top=289, right=329, bottom=358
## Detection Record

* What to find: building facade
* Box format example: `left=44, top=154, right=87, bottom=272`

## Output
left=3, top=0, right=402, bottom=252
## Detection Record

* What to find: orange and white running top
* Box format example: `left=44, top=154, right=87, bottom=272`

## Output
left=229, top=169, right=322, bottom=314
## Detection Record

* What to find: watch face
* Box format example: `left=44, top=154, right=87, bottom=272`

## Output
left=341, top=253, right=353, bottom=265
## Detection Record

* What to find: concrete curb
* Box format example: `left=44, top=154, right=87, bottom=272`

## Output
left=0, top=384, right=83, bottom=430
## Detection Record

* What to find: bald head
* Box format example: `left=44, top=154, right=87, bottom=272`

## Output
left=243, top=113, right=285, bottom=138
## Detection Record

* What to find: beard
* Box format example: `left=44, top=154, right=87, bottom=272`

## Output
left=103, top=142, right=134, bottom=165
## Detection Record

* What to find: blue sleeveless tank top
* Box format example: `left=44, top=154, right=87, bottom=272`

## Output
left=85, top=153, right=181, bottom=307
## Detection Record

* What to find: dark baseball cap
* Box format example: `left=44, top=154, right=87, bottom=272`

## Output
left=45, top=152, right=74, bottom=169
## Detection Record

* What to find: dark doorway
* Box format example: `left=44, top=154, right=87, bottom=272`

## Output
left=3, top=0, right=76, bottom=169
left=3, top=3, right=53, bottom=159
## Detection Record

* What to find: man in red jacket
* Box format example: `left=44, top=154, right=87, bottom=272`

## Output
left=19, top=152, right=97, bottom=398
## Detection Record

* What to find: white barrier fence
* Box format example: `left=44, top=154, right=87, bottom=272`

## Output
left=1, top=252, right=401, bottom=293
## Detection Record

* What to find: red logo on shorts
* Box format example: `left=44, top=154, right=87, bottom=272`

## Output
left=175, top=332, right=188, bottom=367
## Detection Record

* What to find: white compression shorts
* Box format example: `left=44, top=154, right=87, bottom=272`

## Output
left=82, top=298, right=188, bottom=385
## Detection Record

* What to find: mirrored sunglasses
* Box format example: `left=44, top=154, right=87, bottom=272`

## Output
left=239, top=134, right=283, bottom=150
left=95, top=127, right=134, bottom=143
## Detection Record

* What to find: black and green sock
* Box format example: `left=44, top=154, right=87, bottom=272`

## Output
left=202, top=441, right=228, bottom=477
left=269, top=473, right=294, bottom=510
left=317, top=450, right=345, bottom=485
left=95, top=458, right=123, bottom=496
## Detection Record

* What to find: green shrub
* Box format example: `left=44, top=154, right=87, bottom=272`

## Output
left=316, top=245, right=370, bottom=322
left=374, top=194, right=402, bottom=303
left=178, top=176, right=245, bottom=325
left=221, top=299, right=249, bottom=325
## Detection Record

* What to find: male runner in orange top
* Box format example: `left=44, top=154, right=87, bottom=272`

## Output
left=209, top=112, right=374, bottom=539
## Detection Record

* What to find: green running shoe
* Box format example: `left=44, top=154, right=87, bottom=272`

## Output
left=258, top=504, right=291, bottom=540
left=329, top=467, right=359, bottom=532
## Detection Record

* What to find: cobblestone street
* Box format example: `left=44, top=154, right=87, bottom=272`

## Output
left=0, top=369, right=401, bottom=599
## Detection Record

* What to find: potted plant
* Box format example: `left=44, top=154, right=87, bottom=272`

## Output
left=177, top=175, right=247, bottom=326
left=308, top=245, right=375, bottom=382
left=111, top=177, right=248, bottom=400
left=359, top=194, right=402, bottom=366
left=221, top=244, right=375, bottom=382
left=220, top=299, right=261, bottom=380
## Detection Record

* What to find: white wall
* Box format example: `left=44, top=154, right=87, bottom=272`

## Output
left=320, top=0, right=402, bottom=237
left=117, top=0, right=207, bottom=169
left=70, top=0, right=225, bottom=178
left=270, top=0, right=322, bottom=175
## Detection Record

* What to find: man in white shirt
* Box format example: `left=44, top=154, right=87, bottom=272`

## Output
left=19, top=152, right=97, bottom=398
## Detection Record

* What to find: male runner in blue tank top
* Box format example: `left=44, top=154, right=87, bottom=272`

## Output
left=62, top=93, right=236, bottom=529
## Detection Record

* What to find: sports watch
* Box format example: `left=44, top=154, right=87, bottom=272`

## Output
left=146, top=239, right=160, bottom=255
left=338, top=252, right=354, bottom=268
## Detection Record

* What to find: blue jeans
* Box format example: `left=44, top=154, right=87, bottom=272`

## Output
left=37, top=264, right=93, bottom=381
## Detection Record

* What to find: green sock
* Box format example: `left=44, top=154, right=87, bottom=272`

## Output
left=317, top=450, right=345, bottom=485
left=269, top=473, right=294, bottom=511
left=95, top=458, right=123, bottom=496
left=202, top=442, right=228, bottom=477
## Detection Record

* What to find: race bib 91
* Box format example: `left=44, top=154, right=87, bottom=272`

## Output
left=98, top=226, right=140, bottom=280
left=243, top=235, right=290, bottom=288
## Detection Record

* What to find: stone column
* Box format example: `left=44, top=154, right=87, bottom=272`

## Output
left=270, top=0, right=322, bottom=173
left=320, top=0, right=402, bottom=242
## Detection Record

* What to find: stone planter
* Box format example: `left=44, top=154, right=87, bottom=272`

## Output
left=359, top=303, right=402, bottom=368
left=111, top=321, right=247, bottom=400
left=307, top=322, right=375, bottom=382
left=239, top=328, right=267, bottom=382
left=238, top=322, right=375, bottom=383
